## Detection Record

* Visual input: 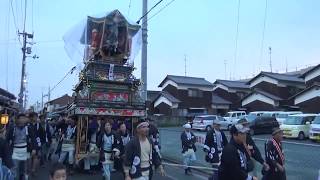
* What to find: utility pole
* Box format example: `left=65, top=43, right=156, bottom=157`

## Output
left=41, top=91, right=44, bottom=109
left=48, top=86, right=51, bottom=102
left=141, top=0, right=148, bottom=102
left=184, top=55, right=187, bottom=76
left=41, top=86, right=50, bottom=109
left=269, top=46, right=272, bottom=72
left=18, top=31, right=34, bottom=111
left=285, top=57, right=288, bottom=73
left=224, top=60, right=227, bottom=79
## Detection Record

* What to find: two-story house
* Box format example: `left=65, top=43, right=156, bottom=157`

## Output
left=213, top=79, right=251, bottom=111
left=241, top=71, right=305, bottom=111
left=152, top=75, right=214, bottom=116
left=46, top=94, right=73, bottom=113
left=0, top=87, right=17, bottom=113
left=146, top=90, right=160, bottom=115
left=293, top=64, right=320, bottom=113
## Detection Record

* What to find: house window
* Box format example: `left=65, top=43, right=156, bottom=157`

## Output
left=188, top=89, right=203, bottom=97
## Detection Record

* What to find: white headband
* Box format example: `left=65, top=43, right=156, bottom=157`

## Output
left=137, top=122, right=149, bottom=129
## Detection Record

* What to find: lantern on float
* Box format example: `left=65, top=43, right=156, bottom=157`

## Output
left=0, top=114, right=9, bottom=125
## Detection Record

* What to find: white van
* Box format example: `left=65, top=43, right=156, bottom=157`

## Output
left=280, top=114, right=317, bottom=140
left=223, top=111, right=247, bottom=125
left=275, top=111, right=302, bottom=125
left=309, top=115, right=320, bottom=142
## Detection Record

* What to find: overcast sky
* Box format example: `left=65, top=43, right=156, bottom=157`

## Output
left=0, top=0, right=319, bottom=107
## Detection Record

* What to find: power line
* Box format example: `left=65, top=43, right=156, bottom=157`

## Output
left=142, top=0, right=177, bottom=26
left=23, top=0, right=27, bottom=32
left=6, top=0, right=11, bottom=90
left=10, top=0, right=22, bottom=46
left=20, top=0, right=23, bottom=29
left=137, top=0, right=164, bottom=24
left=10, top=0, right=19, bottom=32
left=49, top=66, right=76, bottom=93
left=127, top=0, right=132, bottom=16
left=259, top=0, right=268, bottom=71
left=233, top=0, right=241, bottom=79
left=35, top=39, right=63, bottom=43
left=31, top=0, right=34, bottom=32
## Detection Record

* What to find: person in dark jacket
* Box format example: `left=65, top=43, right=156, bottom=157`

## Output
left=204, top=120, right=228, bottom=166
left=57, top=117, right=77, bottom=175
left=0, top=124, right=13, bottom=169
left=96, top=119, right=122, bottom=180
left=147, top=119, right=161, bottom=158
left=28, top=112, right=46, bottom=176
left=263, top=127, right=286, bottom=180
left=118, top=122, right=131, bottom=154
left=181, top=123, right=196, bottom=175
left=238, top=118, right=269, bottom=175
left=218, top=124, right=258, bottom=180
left=124, top=120, right=165, bottom=180
left=204, top=119, right=228, bottom=179
left=84, top=118, right=100, bottom=174
left=7, top=113, right=36, bottom=180
left=116, top=122, right=131, bottom=173
left=39, top=114, right=52, bottom=165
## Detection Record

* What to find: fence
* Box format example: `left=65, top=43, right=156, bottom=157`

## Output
left=159, top=127, right=320, bottom=180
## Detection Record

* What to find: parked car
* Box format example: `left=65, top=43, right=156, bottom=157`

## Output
left=275, top=111, right=302, bottom=125
left=246, top=111, right=265, bottom=121
left=309, top=115, right=320, bottom=142
left=223, top=111, right=247, bottom=125
left=192, top=115, right=224, bottom=132
left=260, top=111, right=281, bottom=118
left=248, top=115, right=279, bottom=135
left=219, top=117, right=233, bottom=130
left=280, top=114, right=317, bottom=140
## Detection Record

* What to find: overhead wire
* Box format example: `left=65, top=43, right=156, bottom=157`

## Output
left=20, top=0, right=23, bottom=29
left=136, top=0, right=164, bottom=24
left=6, top=0, right=11, bottom=90
left=10, top=0, right=18, bottom=31
left=49, top=66, right=76, bottom=93
left=127, top=0, right=132, bottom=16
left=32, top=0, right=34, bottom=32
left=259, top=0, right=268, bottom=71
left=23, top=0, right=27, bottom=32
left=233, top=0, right=241, bottom=79
left=10, top=0, right=22, bottom=46
left=142, top=0, right=177, bottom=26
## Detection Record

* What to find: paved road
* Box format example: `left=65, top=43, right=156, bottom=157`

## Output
left=33, top=159, right=208, bottom=180
left=159, top=127, right=320, bottom=180
left=31, top=127, right=320, bottom=180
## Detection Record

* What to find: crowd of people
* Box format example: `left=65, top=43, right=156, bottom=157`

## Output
left=0, top=109, right=290, bottom=180
left=180, top=118, right=286, bottom=180
left=0, top=112, right=166, bottom=180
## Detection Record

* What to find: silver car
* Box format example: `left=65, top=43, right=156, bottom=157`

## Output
left=192, top=115, right=223, bottom=132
